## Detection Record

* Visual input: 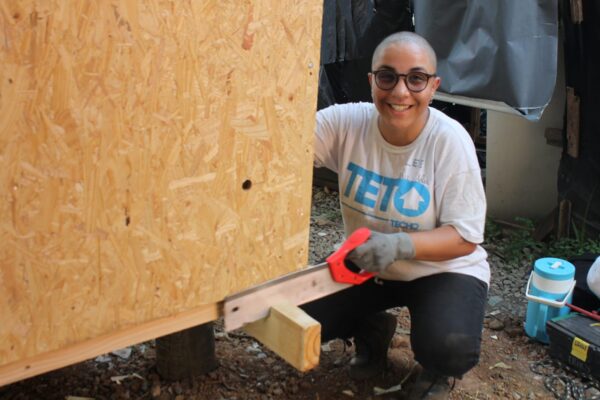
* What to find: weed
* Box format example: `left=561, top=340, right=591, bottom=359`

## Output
left=484, top=217, right=600, bottom=267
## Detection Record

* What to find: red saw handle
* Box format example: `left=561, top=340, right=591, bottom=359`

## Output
left=326, top=227, right=374, bottom=285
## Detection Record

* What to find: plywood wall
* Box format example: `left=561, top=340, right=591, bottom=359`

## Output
left=0, top=0, right=322, bottom=367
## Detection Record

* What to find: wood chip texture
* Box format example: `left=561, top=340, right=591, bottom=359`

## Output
left=0, top=0, right=322, bottom=367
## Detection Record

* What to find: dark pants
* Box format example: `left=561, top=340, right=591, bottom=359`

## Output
left=300, top=273, right=488, bottom=378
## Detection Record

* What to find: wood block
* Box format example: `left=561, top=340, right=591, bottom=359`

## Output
left=243, top=303, right=321, bottom=372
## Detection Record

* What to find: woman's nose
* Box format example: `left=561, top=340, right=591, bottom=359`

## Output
left=391, top=77, right=411, bottom=96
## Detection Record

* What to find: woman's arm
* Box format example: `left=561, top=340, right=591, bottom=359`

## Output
left=409, top=224, right=477, bottom=261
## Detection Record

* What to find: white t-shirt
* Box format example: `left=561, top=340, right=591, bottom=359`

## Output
left=315, top=102, right=490, bottom=285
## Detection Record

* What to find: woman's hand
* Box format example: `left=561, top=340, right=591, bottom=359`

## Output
left=346, top=225, right=476, bottom=273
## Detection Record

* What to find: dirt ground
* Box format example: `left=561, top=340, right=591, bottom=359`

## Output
left=1, top=187, right=597, bottom=399
left=0, top=309, right=557, bottom=400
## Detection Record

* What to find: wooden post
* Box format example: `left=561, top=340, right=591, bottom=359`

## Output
left=566, top=87, right=580, bottom=158
left=156, top=322, right=218, bottom=380
left=557, top=199, right=572, bottom=239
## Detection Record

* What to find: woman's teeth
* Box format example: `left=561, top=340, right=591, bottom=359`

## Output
left=390, top=104, right=410, bottom=111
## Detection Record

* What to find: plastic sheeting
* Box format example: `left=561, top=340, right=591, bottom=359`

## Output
left=414, top=0, right=559, bottom=120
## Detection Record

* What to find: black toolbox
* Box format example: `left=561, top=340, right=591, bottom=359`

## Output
left=547, top=313, right=600, bottom=380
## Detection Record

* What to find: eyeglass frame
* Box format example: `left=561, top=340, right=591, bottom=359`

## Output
left=370, top=69, right=437, bottom=93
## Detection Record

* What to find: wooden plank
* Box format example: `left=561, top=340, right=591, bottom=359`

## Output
left=0, top=0, right=323, bottom=371
left=566, top=87, right=580, bottom=158
left=0, top=303, right=219, bottom=387
left=570, top=0, right=583, bottom=23
left=243, top=303, right=321, bottom=372
left=223, top=265, right=350, bottom=331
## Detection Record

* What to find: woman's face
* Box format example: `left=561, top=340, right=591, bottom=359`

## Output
left=369, top=42, right=440, bottom=145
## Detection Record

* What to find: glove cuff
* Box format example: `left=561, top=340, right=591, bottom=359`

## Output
left=392, top=232, right=415, bottom=260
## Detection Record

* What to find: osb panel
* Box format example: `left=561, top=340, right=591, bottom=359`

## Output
left=0, top=0, right=321, bottom=366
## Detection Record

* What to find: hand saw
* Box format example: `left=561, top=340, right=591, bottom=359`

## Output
left=223, top=227, right=374, bottom=331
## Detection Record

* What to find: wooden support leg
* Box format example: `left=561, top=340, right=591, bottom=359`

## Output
left=156, top=322, right=218, bottom=380
left=558, top=199, right=572, bottom=239
left=243, top=303, right=321, bottom=372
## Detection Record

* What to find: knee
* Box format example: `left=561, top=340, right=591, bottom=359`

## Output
left=413, top=332, right=481, bottom=377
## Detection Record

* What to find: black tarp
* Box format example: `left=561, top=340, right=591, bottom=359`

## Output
left=413, top=0, right=559, bottom=121
left=558, top=0, right=600, bottom=235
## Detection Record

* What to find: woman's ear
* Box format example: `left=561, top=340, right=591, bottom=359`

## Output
left=432, top=76, right=441, bottom=91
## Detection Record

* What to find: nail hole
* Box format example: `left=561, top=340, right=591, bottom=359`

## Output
left=232, top=306, right=239, bottom=312
left=242, top=180, right=252, bottom=190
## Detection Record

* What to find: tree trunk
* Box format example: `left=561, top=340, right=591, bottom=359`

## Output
left=155, top=322, right=218, bottom=380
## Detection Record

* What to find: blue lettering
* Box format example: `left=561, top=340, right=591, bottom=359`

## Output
left=355, top=171, right=382, bottom=208
left=343, top=162, right=430, bottom=217
left=379, top=177, right=397, bottom=212
left=344, top=163, right=362, bottom=198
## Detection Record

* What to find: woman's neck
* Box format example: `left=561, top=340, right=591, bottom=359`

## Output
left=378, top=108, right=430, bottom=146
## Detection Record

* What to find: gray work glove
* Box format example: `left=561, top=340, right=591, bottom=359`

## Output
left=347, top=231, right=415, bottom=273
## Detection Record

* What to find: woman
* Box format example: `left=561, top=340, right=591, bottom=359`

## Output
left=301, top=31, right=489, bottom=400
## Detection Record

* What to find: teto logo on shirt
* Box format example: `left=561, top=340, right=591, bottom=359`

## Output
left=342, top=162, right=430, bottom=218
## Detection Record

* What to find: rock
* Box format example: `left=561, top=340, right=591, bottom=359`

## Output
left=586, top=387, right=600, bottom=398
left=489, top=319, right=505, bottom=331
left=271, top=387, right=284, bottom=396
left=488, top=295, right=504, bottom=307
left=151, top=383, right=161, bottom=398
left=111, top=347, right=132, bottom=359
left=505, top=325, right=523, bottom=338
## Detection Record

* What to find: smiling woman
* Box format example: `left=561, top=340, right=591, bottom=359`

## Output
left=305, top=31, right=489, bottom=399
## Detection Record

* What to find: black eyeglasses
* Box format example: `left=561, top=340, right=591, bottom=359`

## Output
left=371, top=70, right=436, bottom=93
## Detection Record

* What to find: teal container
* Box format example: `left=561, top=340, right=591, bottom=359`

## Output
left=524, top=258, right=575, bottom=344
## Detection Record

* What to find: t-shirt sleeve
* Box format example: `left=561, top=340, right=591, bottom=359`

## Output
left=437, top=170, right=487, bottom=243
left=434, top=121, right=487, bottom=244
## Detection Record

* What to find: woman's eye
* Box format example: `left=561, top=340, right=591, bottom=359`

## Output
left=379, top=73, right=396, bottom=83
left=407, top=73, right=427, bottom=84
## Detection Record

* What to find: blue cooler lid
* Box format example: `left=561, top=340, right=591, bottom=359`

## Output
left=534, top=257, right=575, bottom=280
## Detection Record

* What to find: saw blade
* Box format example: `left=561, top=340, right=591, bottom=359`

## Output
left=223, top=262, right=351, bottom=331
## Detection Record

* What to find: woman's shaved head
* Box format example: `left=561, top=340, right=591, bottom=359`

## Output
left=371, top=31, right=437, bottom=71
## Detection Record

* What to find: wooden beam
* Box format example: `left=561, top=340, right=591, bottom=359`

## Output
left=566, top=87, right=580, bottom=158
left=243, top=303, right=321, bottom=372
left=558, top=199, right=572, bottom=239
left=223, top=265, right=350, bottom=331
left=0, top=303, right=219, bottom=387
left=570, top=0, right=583, bottom=23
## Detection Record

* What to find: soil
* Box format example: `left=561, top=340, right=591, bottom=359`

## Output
left=0, top=187, right=596, bottom=400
